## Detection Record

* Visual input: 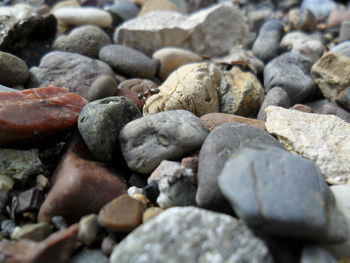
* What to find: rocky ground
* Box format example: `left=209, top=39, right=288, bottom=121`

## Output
left=1, top=0, right=350, bottom=262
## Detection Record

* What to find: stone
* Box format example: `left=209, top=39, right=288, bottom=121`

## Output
left=53, top=7, right=112, bottom=27
left=200, top=113, right=266, bottom=131
left=307, top=100, right=350, bottom=123
left=104, top=2, right=140, bottom=25
left=301, top=0, right=336, bottom=21
left=0, top=85, right=17, bottom=93
left=29, top=51, right=114, bottom=99
left=196, top=123, right=282, bottom=212
left=144, top=63, right=221, bottom=117
left=38, top=135, right=127, bottom=223
left=336, top=87, right=350, bottom=112
left=15, top=188, right=44, bottom=213
left=99, top=44, right=157, bottom=79
left=264, top=52, right=316, bottom=104
left=97, top=194, right=145, bottom=233
left=289, top=8, right=317, bottom=32
left=0, top=4, right=38, bottom=20
left=143, top=182, right=160, bottom=204
left=0, top=52, right=28, bottom=86
left=257, top=87, right=291, bottom=121
left=252, top=19, right=284, bottom=63
left=219, top=66, right=264, bottom=117
left=87, top=75, right=118, bottom=101
left=340, top=21, right=350, bottom=42
left=139, top=0, right=179, bottom=16
left=100, top=234, right=116, bottom=256
left=330, top=41, right=350, bottom=58
left=69, top=249, right=108, bottom=263
left=130, top=193, right=149, bottom=206
left=114, top=3, right=249, bottom=57
left=78, top=214, right=99, bottom=246
left=11, top=222, right=53, bottom=242
left=110, top=207, right=273, bottom=263
left=0, top=148, right=43, bottom=183
left=1, top=220, right=16, bottom=238
left=292, top=104, right=314, bottom=113
left=0, top=86, right=87, bottom=146
left=78, top=96, right=141, bottom=161
left=266, top=106, right=350, bottom=184
left=247, top=8, right=274, bottom=33
left=0, top=175, right=14, bottom=210
left=185, top=0, right=217, bottom=12
left=51, top=216, right=68, bottom=230
left=142, top=207, right=163, bottom=222
left=119, top=110, right=209, bottom=174
left=311, top=52, right=350, bottom=102
left=301, top=246, right=337, bottom=263
left=153, top=47, right=202, bottom=80
left=52, top=25, right=111, bottom=58
left=219, top=144, right=347, bottom=242
left=327, top=9, right=350, bottom=29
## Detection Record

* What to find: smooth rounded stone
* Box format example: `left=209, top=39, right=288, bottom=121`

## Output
left=110, top=207, right=273, bottom=263
left=196, top=123, right=283, bottom=212
left=98, top=194, right=145, bottom=233
left=292, top=104, right=314, bottom=113
left=219, top=66, right=264, bottom=117
left=301, top=246, right=337, bottom=263
left=306, top=99, right=350, bottom=123
left=0, top=51, right=29, bottom=86
left=218, top=144, right=347, bottom=243
left=200, top=113, right=266, bottom=131
left=327, top=9, right=350, bottom=29
left=105, top=2, right=139, bottom=24
left=139, top=0, right=179, bottom=16
left=119, top=110, right=209, bottom=174
left=144, top=63, right=221, bottom=117
left=288, top=8, right=317, bottom=32
left=330, top=41, right=350, bottom=58
left=52, top=25, right=111, bottom=58
left=301, top=0, right=336, bottom=21
left=153, top=47, right=202, bottom=80
left=53, top=7, right=113, bottom=27
left=247, top=8, right=274, bottom=33
left=0, top=87, right=87, bottom=146
left=11, top=222, right=53, bottom=242
left=78, top=96, right=141, bottom=162
left=266, top=106, right=350, bottom=184
left=28, top=51, right=114, bottom=99
left=252, top=19, right=284, bottom=63
left=142, top=207, right=163, bottom=223
left=69, top=249, right=108, bottom=263
left=52, top=0, right=80, bottom=10
left=78, top=214, right=99, bottom=246
left=336, top=87, right=350, bottom=112
left=311, top=52, right=350, bottom=102
left=340, top=21, right=350, bottom=42
left=257, top=87, right=291, bottom=121
left=264, top=52, right=316, bottom=104
left=87, top=75, right=118, bottom=101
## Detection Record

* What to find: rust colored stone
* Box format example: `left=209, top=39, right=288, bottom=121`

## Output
left=292, top=104, right=314, bottom=113
left=0, top=86, right=88, bottom=146
left=181, top=156, right=199, bottom=174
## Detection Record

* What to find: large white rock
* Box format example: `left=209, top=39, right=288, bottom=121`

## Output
left=265, top=106, right=350, bottom=185
left=114, top=3, right=248, bottom=56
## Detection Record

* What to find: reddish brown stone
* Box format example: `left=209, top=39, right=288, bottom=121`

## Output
left=181, top=156, right=199, bottom=174
left=0, top=86, right=88, bottom=146
left=200, top=113, right=266, bottom=131
left=292, top=104, right=314, bottom=113
left=0, top=224, right=78, bottom=263
left=98, top=194, right=145, bottom=233
left=38, top=134, right=127, bottom=223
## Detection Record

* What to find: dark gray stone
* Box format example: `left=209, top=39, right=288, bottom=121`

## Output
left=196, top=123, right=282, bottom=212
left=306, top=99, right=350, bottom=122
left=218, top=144, right=347, bottom=242
left=300, top=246, right=337, bottom=263
left=87, top=75, right=118, bottom=101
left=15, top=188, right=44, bottom=214
left=257, top=87, right=291, bottom=121
left=28, top=51, right=114, bottom=99
left=264, top=52, right=316, bottom=104
left=104, top=2, right=140, bottom=25
left=0, top=51, right=28, bottom=86
left=110, top=207, right=274, bottom=263
left=69, top=249, right=108, bottom=263
left=78, top=96, right=141, bottom=162
left=335, top=87, right=350, bottom=113
left=252, top=19, right=284, bottom=63
left=99, top=44, right=157, bottom=79
left=119, top=110, right=209, bottom=174
left=331, top=41, right=350, bottom=58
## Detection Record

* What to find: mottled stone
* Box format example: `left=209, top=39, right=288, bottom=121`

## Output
left=289, top=8, right=317, bottom=32
left=0, top=52, right=28, bottom=86
left=78, top=214, right=99, bottom=246
left=87, top=75, right=118, bottom=101
left=11, top=222, right=53, bottom=242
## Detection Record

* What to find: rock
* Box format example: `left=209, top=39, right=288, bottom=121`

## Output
left=11, top=222, right=53, bottom=242
left=0, top=4, right=38, bottom=20
left=200, top=112, right=266, bottom=131
left=15, top=188, right=44, bottom=214
left=252, top=19, right=284, bottom=63
left=292, top=104, right=314, bottom=113
left=139, top=0, right=179, bottom=16
left=110, top=207, right=273, bottom=263
left=104, top=2, right=140, bottom=25
left=330, top=41, right=350, bottom=58
left=340, top=21, right=350, bottom=42
left=114, top=3, right=248, bottom=57
left=311, top=52, right=350, bottom=102
left=307, top=99, right=350, bottom=123
left=100, top=234, right=116, bottom=256
left=336, top=87, right=350, bottom=112
left=266, top=106, right=350, bottom=184
left=0, top=52, right=28, bottom=86
left=78, top=214, right=99, bottom=246
left=257, top=87, right=291, bottom=121
left=143, top=182, right=160, bottom=204
left=69, top=249, right=108, bottom=263
left=264, top=52, right=316, bottom=104
left=301, top=246, right=337, bottom=263
left=52, top=25, right=111, bottom=58
left=97, top=194, right=145, bottom=233
left=0, top=175, right=14, bottom=210
left=219, top=66, right=264, bottom=117
left=196, top=123, right=282, bottom=212
left=185, top=0, right=217, bottom=12
left=219, top=144, right=347, bottom=242
left=99, top=44, right=157, bottom=79
left=38, top=135, right=127, bottom=223
left=142, top=207, right=163, bottom=222
left=288, top=8, right=317, bottom=32
left=181, top=155, right=199, bottom=173
left=78, top=97, right=141, bottom=161
left=143, top=63, right=221, bottom=117
left=0, top=86, right=87, bottom=146
left=0, top=85, right=17, bottom=92
left=53, top=7, right=112, bottom=27
left=247, top=7, right=274, bottom=33
left=153, top=47, right=202, bottom=80
left=1, top=220, right=16, bottom=238
left=51, top=216, right=68, bottom=230
left=119, top=110, right=209, bottom=174
left=327, top=9, right=350, bottom=29
left=301, top=0, right=336, bottom=21
left=87, top=75, right=118, bottom=101
left=28, top=51, right=114, bottom=99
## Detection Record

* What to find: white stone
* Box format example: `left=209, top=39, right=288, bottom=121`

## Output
left=265, top=106, right=350, bottom=185
left=0, top=4, right=37, bottom=20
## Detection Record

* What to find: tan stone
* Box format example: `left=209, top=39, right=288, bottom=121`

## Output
left=51, top=0, right=80, bottom=11
left=78, top=214, right=99, bottom=246
left=139, top=0, right=179, bottom=16
left=288, top=8, right=316, bottom=32
left=131, top=193, right=150, bottom=206
left=11, top=222, right=53, bottom=242
left=142, top=207, right=163, bottom=222
left=291, top=104, right=314, bottom=113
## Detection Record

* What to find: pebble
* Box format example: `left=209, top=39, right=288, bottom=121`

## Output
left=219, top=144, right=347, bottom=242
left=11, top=222, right=53, bottom=242
left=104, top=1, right=140, bottom=25
left=301, top=0, right=336, bottom=21
left=307, top=99, right=350, bottom=123
left=87, top=75, right=118, bottom=101
left=69, top=249, right=109, bottom=263
left=0, top=175, right=14, bottom=210
left=330, top=41, right=350, bottom=58
left=0, top=51, right=29, bottom=86
left=78, top=214, right=99, bottom=246
left=143, top=182, right=160, bottom=204
left=119, top=110, right=209, bottom=174
left=139, top=0, right=180, bottom=16
left=15, top=188, right=44, bottom=214
left=142, top=207, right=163, bottom=223
left=110, top=207, right=273, bottom=263
left=99, top=44, right=158, bottom=79
left=266, top=106, right=350, bottom=184
left=292, top=104, right=314, bottom=113
left=339, top=21, right=350, bottom=42
left=78, top=96, right=141, bottom=161
left=1, top=219, right=16, bottom=238
left=288, top=8, right=317, bottom=32
left=181, top=156, right=199, bottom=173
left=301, top=246, right=337, bottom=263
left=327, top=9, right=350, bottom=29
left=247, top=8, right=274, bottom=33
left=335, top=87, right=350, bottom=112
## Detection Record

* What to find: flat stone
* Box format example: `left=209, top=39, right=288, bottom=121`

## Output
left=266, top=106, right=350, bottom=184
left=11, top=222, right=53, bottom=242
left=78, top=214, right=99, bottom=246
left=69, top=249, right=108, bottom=263
left=301, top=246, right=337, bottom=263
left=288, top=8, right=317, bottom=32
left=87, top=75, right=118, bottom=101
left=110, top=207, right=273, bottom=263
left=119, top=110, right=209, bottom=174
left=0, top=52, right=28, bottom=86
left=139, top=0, right=179, bottom=16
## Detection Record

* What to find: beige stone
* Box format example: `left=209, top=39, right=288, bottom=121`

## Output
left=142, top=207, right=163, bottom=222
left=11, top=222, right=53, bottom=242
left=288, top=8, right=316, bottom=32
left=265, top=106, right=350, bottom=184
left=52, top=0, right=80, bottom=11
left=78, top=214, right=99, bottom=246
left=143, top=62, right=221, bottom=117
left=139, top=0, right=179, bottom=16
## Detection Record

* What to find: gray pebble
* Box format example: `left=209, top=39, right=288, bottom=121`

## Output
left=69, top=249, right=108, bottom=263
left=306, top=99, right=350, bottom=123
left=0, top=51, right=29, bottom=86
left=88, top=75, right=118, bottom=101
left=339, top=21, right=350, bottom=42
left=300, top=246, right=337, bottom=263
left=0, top=85, right=18, bottom=92
left=331, top=40, right=350, bottom=58
left=104, top=2, right=140, bottom=25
